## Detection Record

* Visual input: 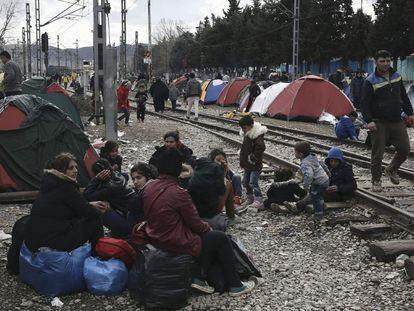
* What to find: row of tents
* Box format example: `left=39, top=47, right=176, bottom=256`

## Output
left=0, top=77, right=98, bottom=192
left=185, top=75, right=355, bottom=120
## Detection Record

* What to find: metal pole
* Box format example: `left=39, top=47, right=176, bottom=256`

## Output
left=76, top=39, right=79, bottom=70
left=35, top=0, right=41, bottom=75
left=121, top=0, right=127, bottom=79
left=147, top=0, right=152, bottom=79
left=292, top=0, right=300, bottom=80
left=103, top=47, right=118, bottom=140
left=65, top=49, right=68, bottom=68
left=134, top=31, right=138, bottom=74
left=57, top=35, right=60, bottom=68
left=119, top=35, right=123, bottom=79
left=22, top=27, right=27, bottom=78
left=26, top=3, right=32, bottom=77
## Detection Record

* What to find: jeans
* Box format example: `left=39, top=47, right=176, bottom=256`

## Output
left=102, top=209, right=132, bottom=238
left=310, top=181, right=329, bottom=218
left=117, top=107, right=130, bottom=124
left=137, top=102, right=146, bottom=121
left=187, top=96, right=199, bottom=118
left=243, top=170, right=262, bottom=197
left=231, top=174, right=242, bottom=197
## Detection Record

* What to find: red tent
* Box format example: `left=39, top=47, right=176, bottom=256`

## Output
left=216, top=78, right=250, bottom=106
left=46, top=82, right=69, bottom=95
left=266, top=75, right=354, bottom=119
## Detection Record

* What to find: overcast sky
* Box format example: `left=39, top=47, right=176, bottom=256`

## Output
left=7, top=0, right=376, bottom=48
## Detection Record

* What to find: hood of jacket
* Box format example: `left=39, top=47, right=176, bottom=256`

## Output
left=189, top=158, right=224, bottom=187
left=325, top=147, right=344, bottom=164
left=40, top=169, right=78, bottom=192
left=239, top=122, right=268, bottom=139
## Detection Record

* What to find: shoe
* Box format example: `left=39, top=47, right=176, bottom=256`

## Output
left=190, top=278, right=214, bottom=294
left=283, top=201, right=298, bottom=214
left=385, top=167, right=400, bottom=185
left=372, top=180, right=383, bottom=192
left=229, top=280, right=255, bottom=297
left=236, top=195, right=253, bottom=215
left=234, top=196, right=242, bottom=206
left=249, top=196, right=264, bottom=211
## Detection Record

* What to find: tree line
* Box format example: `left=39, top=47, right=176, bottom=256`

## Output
left=152, top=0, right=414, bottom=75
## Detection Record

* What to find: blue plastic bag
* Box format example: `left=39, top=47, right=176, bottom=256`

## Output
left=83, top=257, right=128, bottom=296
left=19, top=243, right=91, bottom=297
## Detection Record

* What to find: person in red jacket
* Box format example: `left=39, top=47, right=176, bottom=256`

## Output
left=142, top=148, right=255, bottom=296
left=117, top=80, right=131, bottom=125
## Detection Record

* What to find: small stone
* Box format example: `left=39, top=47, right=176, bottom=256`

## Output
left=20, top=301, right=33, bottom=307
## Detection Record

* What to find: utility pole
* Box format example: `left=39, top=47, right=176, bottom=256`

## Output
left=65, top=49, right=68, bottom=68
left=134, top=31, right=139, bottom=74
left=22, top=27, right=27, bottom=78
left=119, top=35, right=123, bottom=79
left=75, top=39, right=79, bottom=70
left=57, top=35, right=60, bottom=68
left=35, top=0, right=41, bottom=75
left=147, top=0, right=152, bottom=79
left=26, top=3, right=32, bottom=77
left=361, top=0, right=363, bottom=12
left=70, top=52, right=73, bottom=70
left=121, top=0, right=127, bottom=79
left=292, top=0, right=300, bottom=79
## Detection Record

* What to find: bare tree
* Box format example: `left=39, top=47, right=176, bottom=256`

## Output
left=0, top=0, right=17, bottom=45
left=153, top=18, right=184, bottom=43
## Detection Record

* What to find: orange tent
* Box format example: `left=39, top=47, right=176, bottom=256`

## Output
left=266, top=75, right=354, bottom=119
left=216, top=78, right=250, bottom=106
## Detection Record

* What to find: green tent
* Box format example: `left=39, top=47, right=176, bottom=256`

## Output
left=0, top=95, right=95, bottom=191
left=22, top=77, right=84, bottom=129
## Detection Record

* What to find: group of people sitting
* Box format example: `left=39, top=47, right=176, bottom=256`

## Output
left=22, top=115, right=357, bottom=297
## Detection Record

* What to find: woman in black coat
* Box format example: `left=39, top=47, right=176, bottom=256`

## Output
left=25, top=153, right=108, bottom=252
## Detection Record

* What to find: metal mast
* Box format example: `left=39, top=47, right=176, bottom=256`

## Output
left=134, top=31, right=139, bottom=74
left=57, top=35, right=60, bottom=67
left=22, top=27, right=27, bottom=78
left=292, top=0, right=300, bottom=79
left=26, top=3, right=32, bottom=77
left=75, top=39, right=79, bottom=70
left=35, top=0, right=41, bottom=74
left=121, top=0, right=127, bottom=79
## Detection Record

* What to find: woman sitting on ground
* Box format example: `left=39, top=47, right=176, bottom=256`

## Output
left=25, top=153, right=108, bottom=252
left=148, top=130, right=194, bottom=167
left=100, top=140, right=123, bottom=172
left=137, top=148, right=255, bottom=296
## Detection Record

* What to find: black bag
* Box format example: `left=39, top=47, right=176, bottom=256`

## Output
left=7, top=215, right=30, bottom=275
left=228, top=235, right=262, bottom=278
left=202, top=214, right=228, bottom=232
left=128, top=245, right=194, bottom=310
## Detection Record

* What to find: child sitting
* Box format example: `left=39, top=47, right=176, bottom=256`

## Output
left=238, top=115, right=267, bottom=212
left=135, top=84, right=148, bottom=122
left=324, top=147, right=357, bottom=202
left=294, top=142, right=329, bottom=223
left=264, top=167, right=307, bottom=213
left=100, top=140, right=123, bottom=172
left=335, top=111, right=359, bottom=141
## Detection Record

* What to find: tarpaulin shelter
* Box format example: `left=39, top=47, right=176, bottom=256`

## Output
left=0, top=95, right=97, bottom=191
left=267, top=75, right=355, bottom=120
left=249, top=82, right=289, bottom=115
left=22, top=76, right=83, bottom=129
left=217, top=78, right=250, bottom=106
left=200, top=79, right=227, bottom=104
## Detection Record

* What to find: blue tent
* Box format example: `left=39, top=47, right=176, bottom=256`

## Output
left=203, top=79, right=227, bottom=104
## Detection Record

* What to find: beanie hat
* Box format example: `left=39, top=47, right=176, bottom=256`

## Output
left=157, top=148, right=184, bottom=178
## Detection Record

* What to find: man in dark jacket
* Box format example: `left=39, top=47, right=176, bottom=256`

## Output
left=350, top=70, right=364, bottom=109
left=83, top=159, right=136, bottom=236
left=149, top=77, right=169, bottom=113
left=329, top=67, right=345, bottom=90
left=324, top=147, right=357, bottom=201
left=185, top=72, right=202, bottom=120
left=245, top=80, right=261, bottom=112
left=361, top=50, right=414, bottom=192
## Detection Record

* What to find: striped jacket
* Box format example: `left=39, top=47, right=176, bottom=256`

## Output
left=360, top=68, right=413, bottom=123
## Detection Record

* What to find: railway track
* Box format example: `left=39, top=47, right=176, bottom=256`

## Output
left=145, top=109, right=414, bottom=234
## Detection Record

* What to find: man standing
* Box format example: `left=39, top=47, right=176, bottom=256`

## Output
left=245, top=80, right=261, bottom=112
left=361, top=50, right=414, bottom=192
left=329, top=67, right=345, bottom=90
left=0, top=51, right=22, bottom=96
left=185, top=72, right=201, bottom=121
left=350, top=70, right=365, bottom=109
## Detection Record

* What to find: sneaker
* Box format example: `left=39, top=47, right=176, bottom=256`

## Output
left=372, top=180, right=383, bottom=192
left=235, top=204, right=249, bottom=215
left=283, top=201, right=298, bottom=214
left=229, top=280, right=255, bottom=297
left=385, top=167, right=400, bottom=185
left=249, top=200, right=265, bottom=211
left=190, top=278, right=214, bottom=294
left=234, top=196, right=242, bottom=206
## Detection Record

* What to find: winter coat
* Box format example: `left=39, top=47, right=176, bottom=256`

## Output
left=149, top=144, right=194, bottom=167
left=335, top=116, right=358, bottom=140
left=300, top=153, right=329, bottom=190
left=239, top=122, right=267, bottom=171
left=350, top=76, right=364, bottom=99
left=266, top=180, right=307, bottom=205
left=117, top=85, right=130, bottom=110
left=126, top=180, right=155, bottom=227
left=142, top=175, right=210, bottom=257
left=169, top=86, right=180, bottom=101
left=83, top=171, right=136, bottom=216
left=185, top=78, right=202, bottom=98
left=188, top=158, right=226, bottom=218
left=325, top=148, right=357, bottom=196
left=329, top=71, right=344, bottom=90
left=135, top=90, right=148, bottom=104
left=361, top=68, right=413, bottom=123
left=149, top=80, right=169, bottom=101
left=25, top=170, right=101, bottom=252
left=99, top=153, right=123, bottom=172
left=3, top=60, right=22, bottom=93
left=248, top=84, right=261, bottom=99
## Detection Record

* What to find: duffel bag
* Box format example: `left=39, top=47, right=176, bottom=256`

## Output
left=95, top=237, right=137, bottom=268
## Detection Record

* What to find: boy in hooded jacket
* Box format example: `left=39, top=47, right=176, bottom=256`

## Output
left=294, top=142, right=329, bottom=222
left=324, top=147, right=357, bottom=201
left=238, top=115, right=267, bottom=211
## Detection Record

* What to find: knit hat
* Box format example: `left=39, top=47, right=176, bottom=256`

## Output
left=157, top=148, right=184, bottom=178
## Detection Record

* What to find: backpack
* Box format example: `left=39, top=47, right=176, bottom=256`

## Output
left=7, top=215, right=30, bottom=275
left=95, top=237, right=138, bottom=268
left=228, top=235, right=262, bottom=278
